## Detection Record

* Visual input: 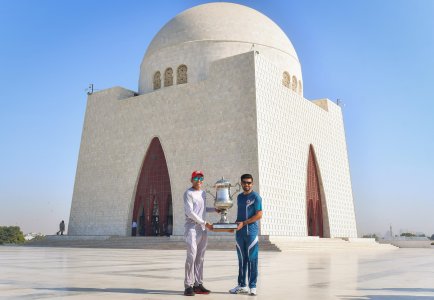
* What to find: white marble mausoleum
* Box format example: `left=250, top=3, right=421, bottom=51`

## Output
left=68, top=2, right=358, bottom=238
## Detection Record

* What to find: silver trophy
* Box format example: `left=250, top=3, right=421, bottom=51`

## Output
left=206, top=177, right=241, bottom=230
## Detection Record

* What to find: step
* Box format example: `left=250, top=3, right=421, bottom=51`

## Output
left=23, top=235, right=395, bottom=251
left=24, top=235, right=280, bottom=251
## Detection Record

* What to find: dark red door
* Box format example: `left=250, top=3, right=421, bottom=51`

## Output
left=306, top=145, right=324, bottom=237
left=132, top=137, right=173, bottom=236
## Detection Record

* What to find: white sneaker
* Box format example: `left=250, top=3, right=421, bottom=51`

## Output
left=229, top=285, right=249, bottom=294
left=249, top=288, right=257, bottom=296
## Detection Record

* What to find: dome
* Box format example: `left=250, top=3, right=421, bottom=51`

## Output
left=145, top=2, right=298, bottom=60
left=139, top=2, right=302, bottom=94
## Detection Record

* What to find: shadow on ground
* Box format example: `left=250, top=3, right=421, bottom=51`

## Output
left=340, top=288, right=434, bottom=300
left=341, top=297, right=434, bottom=300
left=359, top=288, right=434, bottom=293
left=36, top=287, right=228, bottom=295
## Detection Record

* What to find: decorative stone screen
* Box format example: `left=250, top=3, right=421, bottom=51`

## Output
left=153, top=71, right=161, bottom=90
left=282, top=71, right=290, bottom=88
left=292, top=75, right=297, bottom=92
left=164, top=68, right=173, bottom=87
left=177, top=65, right=188, bottom=84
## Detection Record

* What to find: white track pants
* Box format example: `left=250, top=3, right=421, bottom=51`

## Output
left=184, top=226, right=208, bottom=288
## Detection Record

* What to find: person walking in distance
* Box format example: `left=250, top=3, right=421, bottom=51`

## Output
left=57, top=220, right=65, bottom=235
left=229, top=174, right=263, bottom=296
left=183, top=170, right=214, bottom=296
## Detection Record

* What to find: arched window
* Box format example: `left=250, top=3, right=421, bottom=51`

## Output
left=177, top=65, right=188, bottom=84
left=164, top=68, right=173, bottom=87
left=153, top=71, right=161, bottom=90
left=282, top=71, right=290, bottom=88
left=292, top=75, right=297, bottom=92
left=298, top=80, right=303, bottom=95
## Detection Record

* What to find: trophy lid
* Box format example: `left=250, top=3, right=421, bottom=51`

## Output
left=214, top=177, right=231, bottom=187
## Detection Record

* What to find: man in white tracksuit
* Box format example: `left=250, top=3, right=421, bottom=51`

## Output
left=183, top=170, right=214, bottom=296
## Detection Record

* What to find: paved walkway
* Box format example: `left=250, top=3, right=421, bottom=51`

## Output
left=1, top=246, right=434, bottom=299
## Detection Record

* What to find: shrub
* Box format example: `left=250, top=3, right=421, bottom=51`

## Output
left=400, top=232, right=416, bottom=237
left=0, top=226, right=25, bottom=245
left=31, top=234, right=46, bottom=241
left=362, top=234, right=379, bottom=241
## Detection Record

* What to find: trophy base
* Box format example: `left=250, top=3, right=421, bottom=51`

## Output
left=213, top=223, right=238, bottom=231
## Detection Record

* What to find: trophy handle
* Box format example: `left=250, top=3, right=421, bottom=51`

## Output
left=204, top=184, right=216, bottom=200
left=230, top=182, right=241, bottom=199
left=206, top=190, right=216, bottom=200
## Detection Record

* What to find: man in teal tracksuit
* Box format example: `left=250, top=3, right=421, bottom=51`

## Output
left=229, top=174, right=263, bottom=296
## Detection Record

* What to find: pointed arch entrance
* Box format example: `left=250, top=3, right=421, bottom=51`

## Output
left=306, top=145, right=327, bottom=237
left=132, top=137, right=173, bottom=236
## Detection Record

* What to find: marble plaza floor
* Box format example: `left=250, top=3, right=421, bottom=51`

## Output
left=1, top=246, right=434, bottom=300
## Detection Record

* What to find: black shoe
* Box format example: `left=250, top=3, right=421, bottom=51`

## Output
left=194, top=284, right=211, bottom=294
left=184, top=287, right=195, bottom=296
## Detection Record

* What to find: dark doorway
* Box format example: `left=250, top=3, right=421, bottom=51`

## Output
left=132, top=137, right=173, bottom=236
left=306, top=145, right=324, bottom=237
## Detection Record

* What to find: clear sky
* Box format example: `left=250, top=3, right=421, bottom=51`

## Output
left=1, top=0, right=433, bottom=236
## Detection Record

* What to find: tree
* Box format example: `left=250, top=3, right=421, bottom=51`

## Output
left=0, top=226, right=25, bottom=245
left=400, top=232, right=416, bottom=237
left=430, top=234, right=434, bottom=240
left=362, top=234, right=379, bottom=241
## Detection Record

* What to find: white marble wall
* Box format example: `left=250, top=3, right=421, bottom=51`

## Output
left=254, top=54, right=357, bottom=238
left=70, top=51, right=357, bottom=238
left=69, top=52, right=259, bottom=236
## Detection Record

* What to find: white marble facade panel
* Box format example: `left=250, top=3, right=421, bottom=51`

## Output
left=69, top=52, right=260, bottom=236
left=254, top=55, right=357, bottom=237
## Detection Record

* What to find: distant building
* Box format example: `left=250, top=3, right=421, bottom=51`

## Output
left=69, top=3, right=357, bottom=238
left=24, top=233, right=44, bottom=241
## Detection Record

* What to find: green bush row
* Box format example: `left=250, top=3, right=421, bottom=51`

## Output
left=0, top=226, right=25, bottom=245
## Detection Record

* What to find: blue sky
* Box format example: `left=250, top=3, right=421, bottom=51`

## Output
left=1, top=0, right=433, bottom=236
